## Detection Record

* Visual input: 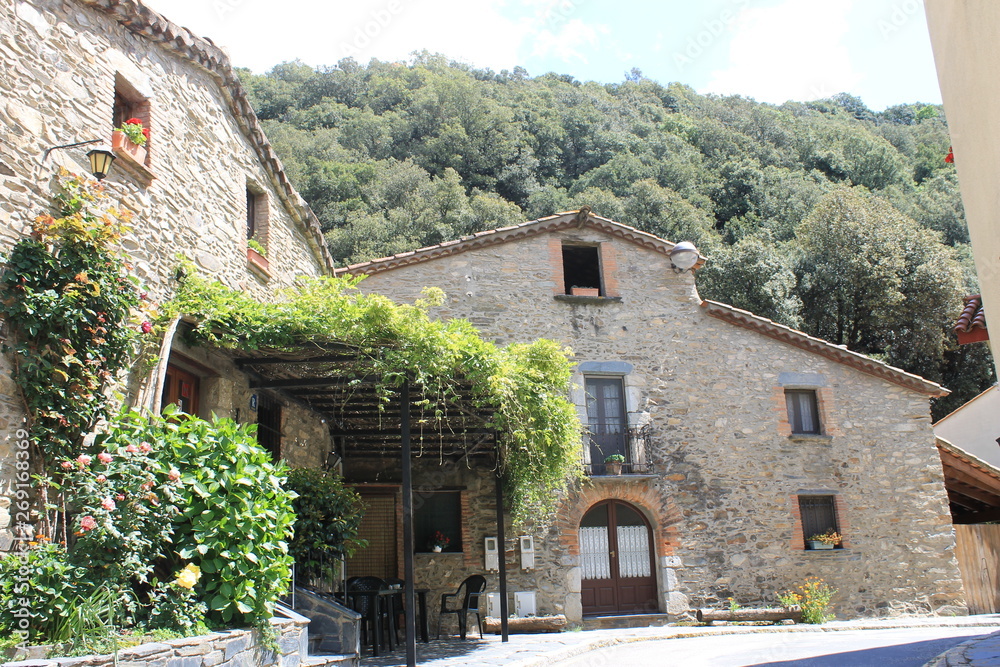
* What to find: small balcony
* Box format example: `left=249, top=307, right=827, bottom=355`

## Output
left=583, top=423, right=653, bottom=475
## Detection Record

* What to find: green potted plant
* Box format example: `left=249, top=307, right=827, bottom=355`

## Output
left=246, top=236, right=269, bottom=274
left=807, top=529, right=842, bottom=550
left=111, top=117, right=149, bottom=165
left=604, top=453, right=625, bottom=475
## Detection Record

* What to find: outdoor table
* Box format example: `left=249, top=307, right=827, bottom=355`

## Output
left=345, top=586, right=430, bottom=655
left=383, top=587, right=431, bottom=643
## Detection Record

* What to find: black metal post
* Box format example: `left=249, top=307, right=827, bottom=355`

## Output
left=401, top=380, right=417, bottom=666
left=495, top=471, right=509, bottom=642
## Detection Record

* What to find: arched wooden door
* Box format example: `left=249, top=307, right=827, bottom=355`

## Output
left=580, top=500, right=658, bottom=615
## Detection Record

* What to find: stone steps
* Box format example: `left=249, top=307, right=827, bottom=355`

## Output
left=302, top=654, right=359, bottom=667
left=581, top=613, right=673, bottom=631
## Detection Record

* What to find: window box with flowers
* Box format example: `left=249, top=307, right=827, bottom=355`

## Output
left=111, top=118, right=154, bottom=183
left=807, top=530, right=842, bottom=550
left=247, top=236, right=271, bottom=277
left=112, top=118, right=149, bottom=165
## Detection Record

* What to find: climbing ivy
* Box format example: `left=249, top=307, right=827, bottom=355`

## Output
left=165, top=271, right=583, bottom=523
left=0, top=170, right=150, bottom=463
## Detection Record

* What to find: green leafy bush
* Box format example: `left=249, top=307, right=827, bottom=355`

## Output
left=160, top=412, right=296, bottom=627
left=286, top=468, right=365, bottom=584
left=0, top=543, right=91, bottom=644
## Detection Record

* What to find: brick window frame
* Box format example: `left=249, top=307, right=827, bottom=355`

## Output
left=245, top=182, right=272, bottom=278
left=111, top=73, right=154, bottom=181
left=548, top=238, right=620, bottom=298
left=790, top=493, right=850, bottom=551
left=773, top=375, right=837, bottom=441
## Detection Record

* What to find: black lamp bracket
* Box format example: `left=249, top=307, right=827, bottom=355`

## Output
left=42, top=139, right=105, bottom=162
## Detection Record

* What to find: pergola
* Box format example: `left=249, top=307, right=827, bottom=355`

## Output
left=232, top=343, right=512, bottom=666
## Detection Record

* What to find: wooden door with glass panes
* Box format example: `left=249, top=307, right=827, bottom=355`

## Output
left=580, top=500, right=657, bottom=616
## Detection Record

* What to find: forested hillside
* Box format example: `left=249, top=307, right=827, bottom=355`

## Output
left=238, top=53, right=993, bottom=418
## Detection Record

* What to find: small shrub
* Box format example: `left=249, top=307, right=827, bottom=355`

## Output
left=148, top=565, right=207, bottom=633
left=777, top=577, right=836, bottom=624
left=285, top=468, right=365, bottom=586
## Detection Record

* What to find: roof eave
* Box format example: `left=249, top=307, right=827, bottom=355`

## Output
left=701, top=300, right=949, bottom=397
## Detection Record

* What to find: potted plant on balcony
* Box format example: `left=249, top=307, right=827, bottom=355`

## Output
left=807, top=529, right=842, bottom=550
left=604, top=453, right=625, bottom=475
left=111, top=117, right=149, bottom=165
left=247, top=236, right=269, bottom=273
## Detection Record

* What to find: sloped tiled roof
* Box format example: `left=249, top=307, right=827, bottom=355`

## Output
left=76, top=0, right=336, bottom=275
left=335, top=210, right=706, bottom=276
left=955, top=294, right=988, bottom=344
left=702, top=300, right=949, bottom=397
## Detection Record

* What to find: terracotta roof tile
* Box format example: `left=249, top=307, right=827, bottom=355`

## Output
left=75, top=0, right=336, bottom=275
left=702, top=300, right=949, bottom=397
left=955, top=295, right=988, bottom=344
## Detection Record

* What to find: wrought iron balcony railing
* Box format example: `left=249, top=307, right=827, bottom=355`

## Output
left=583, top=423, right=653, bottom=475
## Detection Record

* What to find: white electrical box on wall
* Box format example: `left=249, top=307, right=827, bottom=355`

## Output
left=484, top=536, right=499, bottom=571
left=486, top=591, right=502, bottom=618
left=514, top=591, right=537, bottom=617
left=519, top=535, right=535, bottom=570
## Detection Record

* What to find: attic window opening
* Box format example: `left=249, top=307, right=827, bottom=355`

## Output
left=562, top=245, right=602, bottom=296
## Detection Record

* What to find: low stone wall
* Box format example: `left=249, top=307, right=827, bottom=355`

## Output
left=1, top=614, right=308, bottom=667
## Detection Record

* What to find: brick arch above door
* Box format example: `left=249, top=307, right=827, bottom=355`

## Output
left=555, top=480, right=682, bottom=557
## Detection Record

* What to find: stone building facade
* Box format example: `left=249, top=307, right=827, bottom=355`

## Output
left=338, top=211, right=967, bottom=621
left=0, top=0, right=336, bottom=545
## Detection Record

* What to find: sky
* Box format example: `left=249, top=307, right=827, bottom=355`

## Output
left=141, top=0, right=941, bottom=111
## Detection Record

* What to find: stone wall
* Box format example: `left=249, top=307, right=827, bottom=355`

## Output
left=0, top=0, right=333, bottom=546
left=1, top=614, right=310, bottom=667
left=348, top=223, right=966, bottom=621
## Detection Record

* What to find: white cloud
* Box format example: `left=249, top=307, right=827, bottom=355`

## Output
left=703, top=0, right=861, bottom=103
left=143, top=0, right=530, bottom=72
left=529, top=18, right=609, bottom=65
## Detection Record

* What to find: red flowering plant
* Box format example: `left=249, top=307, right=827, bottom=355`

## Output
left=429, top=531, right=451, bottom=550
left=116, top=116, right=149, bottom=146
left=55, top=424, right=181, bottom=584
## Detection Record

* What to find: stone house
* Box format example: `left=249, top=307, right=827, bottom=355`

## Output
left=337, top=209, right=968, bottom=622
left=0, top=0, right=338, bottom=544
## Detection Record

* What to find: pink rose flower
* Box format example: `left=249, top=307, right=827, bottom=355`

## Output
left=168, top=468, right=181, bottom=482
left=141, top=321, right=153, bottom=334
left=101, top=497, right=116, bottom=511
left=96, top=474, right=106, bottom=482
left=125, top=444, right=139, bottom=453
left=97, top=452, right=113, bottom=464
left=115, top=494, right=125, bottom=502
left=80, top=515, right=97, bottom=531
left=139, top=442, right=152, bottom=453
left=76, top=454, right=92, bottom=467
left=61, top=461, right=74, bottom=470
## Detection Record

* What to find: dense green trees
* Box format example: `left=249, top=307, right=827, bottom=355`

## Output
left=238, top=56, right=993, bottom=418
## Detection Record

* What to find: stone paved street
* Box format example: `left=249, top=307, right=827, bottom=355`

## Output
left=359, top=615, right=1000, bottom=667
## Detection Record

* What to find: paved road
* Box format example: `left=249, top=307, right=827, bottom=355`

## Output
left=548, top=627, right=991, bottom=667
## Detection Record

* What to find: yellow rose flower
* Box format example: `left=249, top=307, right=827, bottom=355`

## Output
left=174, top=563, right=201, bottom=589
